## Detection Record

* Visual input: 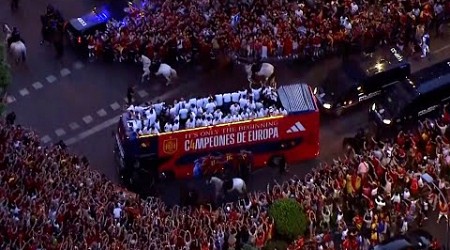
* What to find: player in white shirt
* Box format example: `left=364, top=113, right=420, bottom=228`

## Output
left=230, top=103, right=241, bottom=115
left=196, top=117, right=204, bottom=127
left=212, top=117, right=221, bottom=125
left=231, top=91, right=240, bottom=103
left=232, top=114, right=242, bottom=122
left=153, top=102, right=164, bottom=115
left=188, top=98, right=197, bottom=108
left=179, top=104, right=189, bottom=121
left=247, top=98, right=256, bottom=111
left=280, top=107, right=288, bottom=115
left=205, top=99, right=216, bottom=114
left=255, top=101, right=264, bottom=110
left=213, top=109, right=223, bottom=119
left=154, top=119, right=161, bottom=132
left=248, top=111, right=257, bottom=119
left=172, top=120, right=180, bottom=131
left=239, top=95, right=249, bottom=109
left=169, top=105, right=178, bottom=119
left=150, top=125, right=159, bottom=134
left=223, top=114, right=232, bottom=123
left=215, top=94, right=223, bottom=108
left=189, top=104, right=198, bottom=117
left=185, top=117, right=196, bottom=129
left=257, top=108, right=266, bottom=118
left=204, top=112, right=214, bottom=121
left=241, top=111, right=249, bottom=120
left=164, top=122, right=173, bottom=132
left=252, top=87, right=262, bottom=101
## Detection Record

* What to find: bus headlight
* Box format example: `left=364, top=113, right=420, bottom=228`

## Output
left=371, top=103, right=376, bottom=111
left=382, top=119, right=391, bottom=125
left=323, top=103, right=332, bottom=109
left=313, top=87, right=318, bottom=95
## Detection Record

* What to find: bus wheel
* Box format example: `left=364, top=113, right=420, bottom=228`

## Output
left=159, top=171, right=175, bottom=182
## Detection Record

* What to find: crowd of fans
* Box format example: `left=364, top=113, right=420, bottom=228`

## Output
left=86, top=0, right=450, bottom=62
left=1, top=104, right=450, bottom=249
left=124, top=85, right=282, bottom=135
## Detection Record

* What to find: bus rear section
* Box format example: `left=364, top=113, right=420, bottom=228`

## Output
left=114, top=83, right=319, bottom=181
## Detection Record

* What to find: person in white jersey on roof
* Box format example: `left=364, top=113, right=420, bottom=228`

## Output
left=214, top=109, right=223, bottom=119
left=154, top=101, right=164, bottom=115
left=239, top=95, right=249, bottom=109
left=178, top=104, right=189, bottom=124
left=230, top=103, right=241, bottom=115
left=205, top=99, right=216, bottom=113
left=186, top=117, right=196, bottom=129
left=251, top=86, right=262, bottom=101
left=238, top=87, right=248, bottom=97
left=172, top=120, right=180, bottom=131
left=196, top=117, right=204, bottom=127
left=164, top=122, right=173, bottom=132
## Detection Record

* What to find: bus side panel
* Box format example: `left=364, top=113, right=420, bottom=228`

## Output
left=157, top=112, right=320, bottom=179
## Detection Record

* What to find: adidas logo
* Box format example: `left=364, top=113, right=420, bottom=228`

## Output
left=286, top=122, right=306, bottom=133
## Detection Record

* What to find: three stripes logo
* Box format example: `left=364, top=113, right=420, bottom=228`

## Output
left=286, top=122, right=306, bottom=133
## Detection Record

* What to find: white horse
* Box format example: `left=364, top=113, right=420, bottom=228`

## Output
left=2, top=24, right=26, bottom=64
left=244, top=62, right=276, bottom=87
left=209, top=176, right=247, bottom=200
left=139, top=55, right=178, bottom=86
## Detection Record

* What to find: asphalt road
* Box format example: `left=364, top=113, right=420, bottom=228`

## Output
left=2, top=0, right=450, bottom=246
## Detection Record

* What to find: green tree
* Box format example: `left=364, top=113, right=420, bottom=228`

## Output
left=268, top=198, right=307, bottom=241
left=0, top=44, right=11, bottom=113
left=262, top=240, right=289, bottom=250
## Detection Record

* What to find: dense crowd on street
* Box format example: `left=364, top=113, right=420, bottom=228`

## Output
left=125, top=85, right=283, bottom=135
left=1, top=103, right=450, bottom=249
left=87, top=0, right=450, bottom=62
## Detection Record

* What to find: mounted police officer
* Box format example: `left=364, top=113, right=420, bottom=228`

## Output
left=7, top=27, right=23, bottom=48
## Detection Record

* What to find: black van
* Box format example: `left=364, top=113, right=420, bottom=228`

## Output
left=314, top=48, right=410, bottom=116
left=369, top=60, right=450, bottom=128
left=65, top=9, right=110, bottom=49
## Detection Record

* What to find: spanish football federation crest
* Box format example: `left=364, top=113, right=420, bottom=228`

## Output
left=163, top=138, right=178, bottom=154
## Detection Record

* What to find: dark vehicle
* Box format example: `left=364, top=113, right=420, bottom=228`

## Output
left=314, top=48, right=410, bottom=116
left=369, top=59, right=450, bottom=129
left=65, top=8, right=110, bottom=48
left=374, top=229, right=432, bottom=250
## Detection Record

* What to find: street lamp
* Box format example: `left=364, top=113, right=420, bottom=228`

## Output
left=422, top=173, right=449, bottom=249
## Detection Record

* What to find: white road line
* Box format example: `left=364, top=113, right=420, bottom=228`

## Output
left=60, top=68, right=71, bottom=77
left=41, top=135, right=52, bottom=144
left=54, top=128, right=66, bottom=137
left=432, top=44, right=450, bottom=54
left=73, top=61, right=84, bottom=70
left=69, top=122, right=80, bottom=130
left=46, top=75, right=57, bottom=83
left=32, top=81, right=43, bottom=90
left=97, top=109, right=108, bottom=117
left=83, top=115, right=93, bottom=124
left=6, top=95, right=16, bottom=104
left=19, top=88, right=30, bottom=96
left=110, top=102, right=121, bottom=111
left=65, top=88, right=180, bottom=146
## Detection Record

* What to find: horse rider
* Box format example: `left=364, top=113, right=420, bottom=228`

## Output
left=251, top=58, right=263, bottom=81
left=7, top=27, right=24, bottom=48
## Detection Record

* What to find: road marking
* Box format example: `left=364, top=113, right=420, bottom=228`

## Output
left=6, top=95, right=16, bottom=104
left=110, top=102, right=121, bottom=111
left=32, top=81, right=43, bottom=90
left=65, top=88, right=180, bottom=146
left=54, top=128, right=66, bottom=137
left=69, top=122, right=80, bottom=130
left=46, top=75, right=57, bottom=83
left=137, top=89, right=148, bottom=98
left=73, top=61, right=84, bottom=70
left=97, top=109, right=107, bottom=117
left=41, top=135, right=52, bottom=144
left=432, top=44, right=450, bottom=54
left=83, top=115, right=93, bottom=124
left=60, top=68, right=71, bottom=77
left=19, top=88, right=30, bottom=96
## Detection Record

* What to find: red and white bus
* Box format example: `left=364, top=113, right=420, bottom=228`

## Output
left=114, top=83, right=320, bottom=183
